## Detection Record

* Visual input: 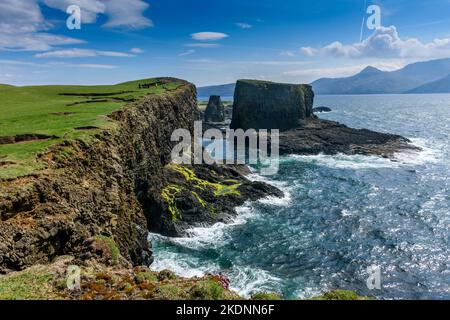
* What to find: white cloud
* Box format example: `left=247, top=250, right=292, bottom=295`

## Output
left=0, top=59, right=41, bottom=67
left=61, top=63, right=118, bottom=69
left=239, top=60, right=310, bottom=66
left=130, top=47, right=144, bottom=54
left=191, top=32, right=229, bottom=41
left=102, top=0, right=153, bottom=29
left=185, top=43, right=220, bottom=48
left=302, top=26, right=450, bottom=60
left=280, top=50, right=296, bottom=57
left=284, top=65, right=369, bottom=78
left=300, top=47, right=318, bottom=57
left=0, top=0, right=83, bottom=51
left=236, top=22, right=252, bottom=29
left=179, top=49, right=195, bottom=57
left=35, top=48, right=134, bottom=58
left=43, top=0, right=105, bottom=23
left=283, top=60, right=408, bottom=79
left=43, top=0, right=152, bottom=29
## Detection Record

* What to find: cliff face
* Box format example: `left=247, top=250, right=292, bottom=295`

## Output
left=0, top=78, right=282, bottom=273
left=0, top=79, right=199, bottom=272
left=230, top=80, right=314, bottom=131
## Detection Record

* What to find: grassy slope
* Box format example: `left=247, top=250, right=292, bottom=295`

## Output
left=0, top=78, right=182, bottom=179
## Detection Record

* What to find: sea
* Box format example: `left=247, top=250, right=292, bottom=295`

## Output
left=149, top=94, right=450, bottom=300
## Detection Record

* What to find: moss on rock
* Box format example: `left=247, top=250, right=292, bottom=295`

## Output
left=311, top=290, right=372, bottom=300
left=251, top=292, right=282, bottom=300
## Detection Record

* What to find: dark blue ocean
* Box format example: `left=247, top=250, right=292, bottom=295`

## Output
left=150, top=94, right=450, bottom=300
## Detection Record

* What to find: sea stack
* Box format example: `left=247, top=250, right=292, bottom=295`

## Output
left=230, top=79, right=314, bottom=131
left=204, top=95, right=225, bottom=122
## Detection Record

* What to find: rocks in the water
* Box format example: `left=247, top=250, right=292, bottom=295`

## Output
left=230, top=80, right=314, bottom=130
left=278, top=118, right=419, bottom=157
left=148, top=164, right=283, bottom=237
left=204, top=95, right=225, bottom=122
left=312, top=106, right=332, bottom=113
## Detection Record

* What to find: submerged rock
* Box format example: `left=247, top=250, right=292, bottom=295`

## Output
left=312, top=106, right=332, bottom=113
left=204, top=95, right=225, bottom=122
left=230, top=79, right=314, bottom=130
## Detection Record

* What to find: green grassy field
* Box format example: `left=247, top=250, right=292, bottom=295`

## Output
left=0, top=78, right=183, bottom=180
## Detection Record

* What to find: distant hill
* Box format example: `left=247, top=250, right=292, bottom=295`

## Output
left=311, top=58, right=450, bottom=94
left=197, top=83, right=235, bottom=97
left=406, top=74, right=450, bottom=93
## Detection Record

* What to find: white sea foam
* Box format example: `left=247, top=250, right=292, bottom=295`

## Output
left=228, top=266, right=282, bottom=298
left=284, top=138, right=440, bottom=169
left=246, top=171, right=293, bottom=206
left=286, top=153, right=399, bottom=169
left=148, top=170, right=291, bottom=297
left=393, top=138, right=440, bottom=165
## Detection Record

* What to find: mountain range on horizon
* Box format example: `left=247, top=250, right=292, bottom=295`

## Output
left=197, top=58, right=450, bottom=96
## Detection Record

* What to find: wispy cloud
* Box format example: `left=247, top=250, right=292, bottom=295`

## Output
left=300, top=47, right=318, bottom=57
left=284, top=60, right=408, bottom=79
left=185, top=43, right=220, bottom=48
left=236, top=22, right=252, bottom=29
left=130, top=47, right=144, bottom=54
left=179, top=49, right=195, bottom=57
left=279, top=50, right=296, bottom=57
left=43, top=0, right=153, bottom=29
left=191, top=32, right=229, bottom=41
left=60, top=63, right=118, bottom=69
left=35, top=48, right=134, bottom=58
left=239, top=60, right=310, bottom=66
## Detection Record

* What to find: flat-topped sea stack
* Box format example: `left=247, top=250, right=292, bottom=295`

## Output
left=229, top=79, right=419, bottom=158
left=204, top=95, right=225, bottom=122
left=230, top=79, right=314, bottom=130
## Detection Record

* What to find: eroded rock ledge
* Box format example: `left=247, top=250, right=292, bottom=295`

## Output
left=279, top=118, right=418, bottom=157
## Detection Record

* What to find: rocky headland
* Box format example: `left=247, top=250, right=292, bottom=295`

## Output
left=0, top=78, right=282, bottom=299
left=231, top=79, right=419, bottom=158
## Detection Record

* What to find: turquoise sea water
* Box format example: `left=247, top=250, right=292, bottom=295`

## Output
left=150, top=94, right=450, bottom=300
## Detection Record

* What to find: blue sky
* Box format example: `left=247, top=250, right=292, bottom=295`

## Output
left=1, top=0, right=450, bottom=86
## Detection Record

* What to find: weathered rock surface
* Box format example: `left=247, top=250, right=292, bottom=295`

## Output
left=0, top=78, right=282, bottom=273
left=278, top=118, right=418, bottom=157
left=204, top=95, right=225, bottom=122
left=149, top=164, right=283, bottom=237
left=230, top=80, right=314, bottom=130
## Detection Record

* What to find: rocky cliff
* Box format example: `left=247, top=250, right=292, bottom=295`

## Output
left=230, top=80, right=314, bottom=130
left=0, top=78, right=281, bottom=273
left=230, top=79, right=418, bottom=158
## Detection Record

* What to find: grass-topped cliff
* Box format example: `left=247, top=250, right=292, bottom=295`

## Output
left=0, top=78, right=183, bottom=180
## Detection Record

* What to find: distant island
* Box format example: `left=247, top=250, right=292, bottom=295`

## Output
left=198, top=58, right=450, bottom=96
